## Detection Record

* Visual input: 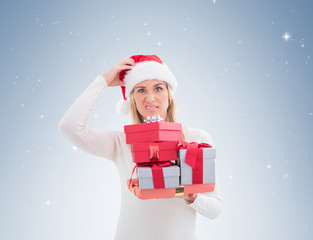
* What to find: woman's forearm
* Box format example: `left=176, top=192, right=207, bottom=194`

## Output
left=58, top=75, right=117, bottom=160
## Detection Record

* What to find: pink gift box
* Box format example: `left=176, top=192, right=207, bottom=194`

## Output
left=127, top=178, right=215, bottom=200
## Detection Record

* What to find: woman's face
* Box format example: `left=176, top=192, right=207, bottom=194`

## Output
left=133, top=79, right=169, bottom=121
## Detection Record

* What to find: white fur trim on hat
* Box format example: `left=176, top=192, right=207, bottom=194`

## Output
left=124, top=61, right=177, bottom=98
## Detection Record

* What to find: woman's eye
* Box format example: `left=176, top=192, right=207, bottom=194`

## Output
left=155, top=87, right=162, bottom=92
left=138, top=89, right=145, bottom=93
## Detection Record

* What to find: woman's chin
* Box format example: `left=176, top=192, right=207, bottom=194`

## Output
left=144, top=110, right=159, bottom=117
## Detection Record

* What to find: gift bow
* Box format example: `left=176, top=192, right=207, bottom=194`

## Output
left=144, top=114, right=164, bottom=123
left=176, top=141, right=212, bottom=169
left=128, top=161, right=175, bottom=189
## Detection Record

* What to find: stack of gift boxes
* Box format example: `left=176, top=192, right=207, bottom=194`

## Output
left=124, top=115, right=216, bottom=200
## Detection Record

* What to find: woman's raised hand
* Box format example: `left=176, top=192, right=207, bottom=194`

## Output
left=102, top=57, right=135, bottom=87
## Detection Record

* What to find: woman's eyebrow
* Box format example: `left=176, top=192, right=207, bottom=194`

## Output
left=154, top=83, right=165, bottom=87
left=135, top=83, right=165, bottom=89
left=135, top=85, right=146, bottom=89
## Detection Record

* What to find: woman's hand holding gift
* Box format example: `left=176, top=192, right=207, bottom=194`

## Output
left=177, top=193, right=198, bottom=204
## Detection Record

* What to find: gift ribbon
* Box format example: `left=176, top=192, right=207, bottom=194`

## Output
left=176, top=141, right=212, bottom=184
left=151, top=162, right=173, bottom=188
left=149, top=142, right=160, bottom=161
left=128, top=161, right=175, bottom=189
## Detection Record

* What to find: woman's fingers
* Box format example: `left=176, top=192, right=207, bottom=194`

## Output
left=122, top=58, right=135, bottom=66
left=116, top=58, right=135, bottom=72
left=175, top=193, right=198, bottom=203
left=121, top=64, right=134, bottom=70
left=104, top=58, right=135, bottom=87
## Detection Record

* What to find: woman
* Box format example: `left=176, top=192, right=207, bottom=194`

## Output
left=58, top=55, right=222, bottom=240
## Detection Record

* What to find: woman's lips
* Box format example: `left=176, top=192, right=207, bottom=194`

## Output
left=145, top=105, right=158, bottom=111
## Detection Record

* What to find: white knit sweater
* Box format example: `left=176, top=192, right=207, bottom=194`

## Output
left=58, top=75, right=223, bottom=240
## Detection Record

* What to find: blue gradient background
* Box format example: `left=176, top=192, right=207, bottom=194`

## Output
left=1, top=0, right=312, bottom=239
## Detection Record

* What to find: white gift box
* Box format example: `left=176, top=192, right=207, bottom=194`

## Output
left=137, top=165, right=180, bottom=189
left=178, top=148, right=216, bottom=185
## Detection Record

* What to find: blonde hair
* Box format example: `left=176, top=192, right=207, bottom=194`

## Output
left=129, top=82, right=185, bottom=140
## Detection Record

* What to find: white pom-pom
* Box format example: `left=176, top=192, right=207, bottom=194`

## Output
left=116, top=98, right=130, bottom=115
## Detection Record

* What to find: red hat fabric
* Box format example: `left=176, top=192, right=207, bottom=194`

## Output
left=116, top=54, right=177, bottom=115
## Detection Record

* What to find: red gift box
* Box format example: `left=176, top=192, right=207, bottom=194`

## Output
left=127, top=178, right=215, bottom=200
left=124, top=122, right=182, bottom=144
left=131, top=141, right=178, bottom=163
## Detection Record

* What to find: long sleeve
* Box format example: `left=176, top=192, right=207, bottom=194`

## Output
left=188, top=172, right=223, bottom=219
left=184, top=127, right=223, bottom=219
left=58, top=75, right=119, bottom=161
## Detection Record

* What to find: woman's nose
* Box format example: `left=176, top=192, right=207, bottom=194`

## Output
left=145, top=92, right=155, bottom=102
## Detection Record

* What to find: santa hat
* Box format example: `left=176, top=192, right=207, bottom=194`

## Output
left=116, top=54, right=177, bottom=115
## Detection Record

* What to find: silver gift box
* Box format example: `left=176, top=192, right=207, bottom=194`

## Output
left=177, top=148, right=216, bottom=185
left=138, top=165, right=180, bottom=189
